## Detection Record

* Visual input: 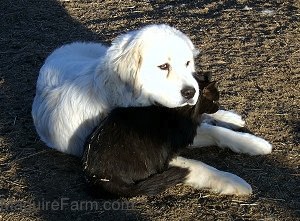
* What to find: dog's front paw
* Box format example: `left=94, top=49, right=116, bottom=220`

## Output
left=233, top=134, right=272, bottom=156
left=211, top=171, right=252, bottom=196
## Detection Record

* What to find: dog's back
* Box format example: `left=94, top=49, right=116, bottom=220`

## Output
left=38, top=42, right=107, bottom=88
left=32, top=42, right=109, bottom=156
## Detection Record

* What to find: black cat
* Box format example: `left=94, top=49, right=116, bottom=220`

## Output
left=82, top=74, right=219, bottom=198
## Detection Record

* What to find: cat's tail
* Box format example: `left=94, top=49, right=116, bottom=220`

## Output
left=88, top=166, right=189, bottom=198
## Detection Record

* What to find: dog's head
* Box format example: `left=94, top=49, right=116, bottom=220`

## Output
left=107, top=24, right=200, bottom=108
left=172, top=72, right=219, bottom=121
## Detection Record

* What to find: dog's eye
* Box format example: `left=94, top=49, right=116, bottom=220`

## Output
left=186, top=61, right=190, bottom=67
left=158, top=63, right=170, bottom=70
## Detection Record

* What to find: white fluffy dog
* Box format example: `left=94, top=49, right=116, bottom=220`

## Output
left=32, top=24, right=199, bottom=156
left=32, top=24, right=272, bottom=195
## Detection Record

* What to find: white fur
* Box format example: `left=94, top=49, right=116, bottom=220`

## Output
left=201, top=110, right=245, bottom=129
left=177, top=110, right=272, bottom=196
left=193, top=111, right=272, bottom=155
left=32, top=24, right=272, bottom=196
left=169, top=156, right=252, bottom=195
left=32, top=24, right=199, bottom=156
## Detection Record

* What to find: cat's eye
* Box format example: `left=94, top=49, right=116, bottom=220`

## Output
left=186, top=61, right=190, bottom=67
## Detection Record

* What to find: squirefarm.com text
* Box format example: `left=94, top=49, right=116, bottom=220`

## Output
left=0, top=198, right=135, bottom=212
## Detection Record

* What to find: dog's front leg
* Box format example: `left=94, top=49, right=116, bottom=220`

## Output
left=192, top=123, right=272, bottom=155
left=201, top=110, right=245, bottom=130
left=169, top=156, right=252, bottom=195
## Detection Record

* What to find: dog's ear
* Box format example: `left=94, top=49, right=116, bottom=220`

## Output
left=177, top=31, right=199, bottom=58
left=193, top=49, right=200, bottom=57
left=107, top=31, right=142, bottom=89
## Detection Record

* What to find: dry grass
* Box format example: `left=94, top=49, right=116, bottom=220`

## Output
left=0, top=0, right=299, bottom=220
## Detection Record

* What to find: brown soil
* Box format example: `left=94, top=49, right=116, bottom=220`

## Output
left=0, top=0, right=299, bottom=220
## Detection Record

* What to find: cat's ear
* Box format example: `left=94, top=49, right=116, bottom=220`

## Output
left=206, top=81, right=217, bottom=89
left=203, top=81, right=219, bottom=101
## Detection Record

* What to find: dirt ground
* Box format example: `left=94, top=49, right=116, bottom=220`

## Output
left=0, top=0, right=299, bottom=220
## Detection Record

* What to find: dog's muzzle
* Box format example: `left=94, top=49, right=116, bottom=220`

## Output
left=181, top=86, right=196, bottom=100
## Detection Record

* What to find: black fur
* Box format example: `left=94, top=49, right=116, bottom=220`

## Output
left=82, top=74, right=219, bottom=198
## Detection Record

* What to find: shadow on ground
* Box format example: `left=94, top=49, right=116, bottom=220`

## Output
left=0, top=0, right=299, bottom=220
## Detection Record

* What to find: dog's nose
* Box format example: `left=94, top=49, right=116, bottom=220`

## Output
left=181, top=86, right=196, bottom=100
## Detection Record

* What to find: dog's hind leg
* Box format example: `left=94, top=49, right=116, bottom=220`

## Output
left=169, top=156, right=252, bottom=196
left=192, top=123, right=272, bottom=155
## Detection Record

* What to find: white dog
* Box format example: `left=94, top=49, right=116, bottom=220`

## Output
left=32, top=24, right=272, bottom=195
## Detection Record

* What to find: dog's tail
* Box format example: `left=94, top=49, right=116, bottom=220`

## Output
left=89, top=166, right=189, bottom=198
